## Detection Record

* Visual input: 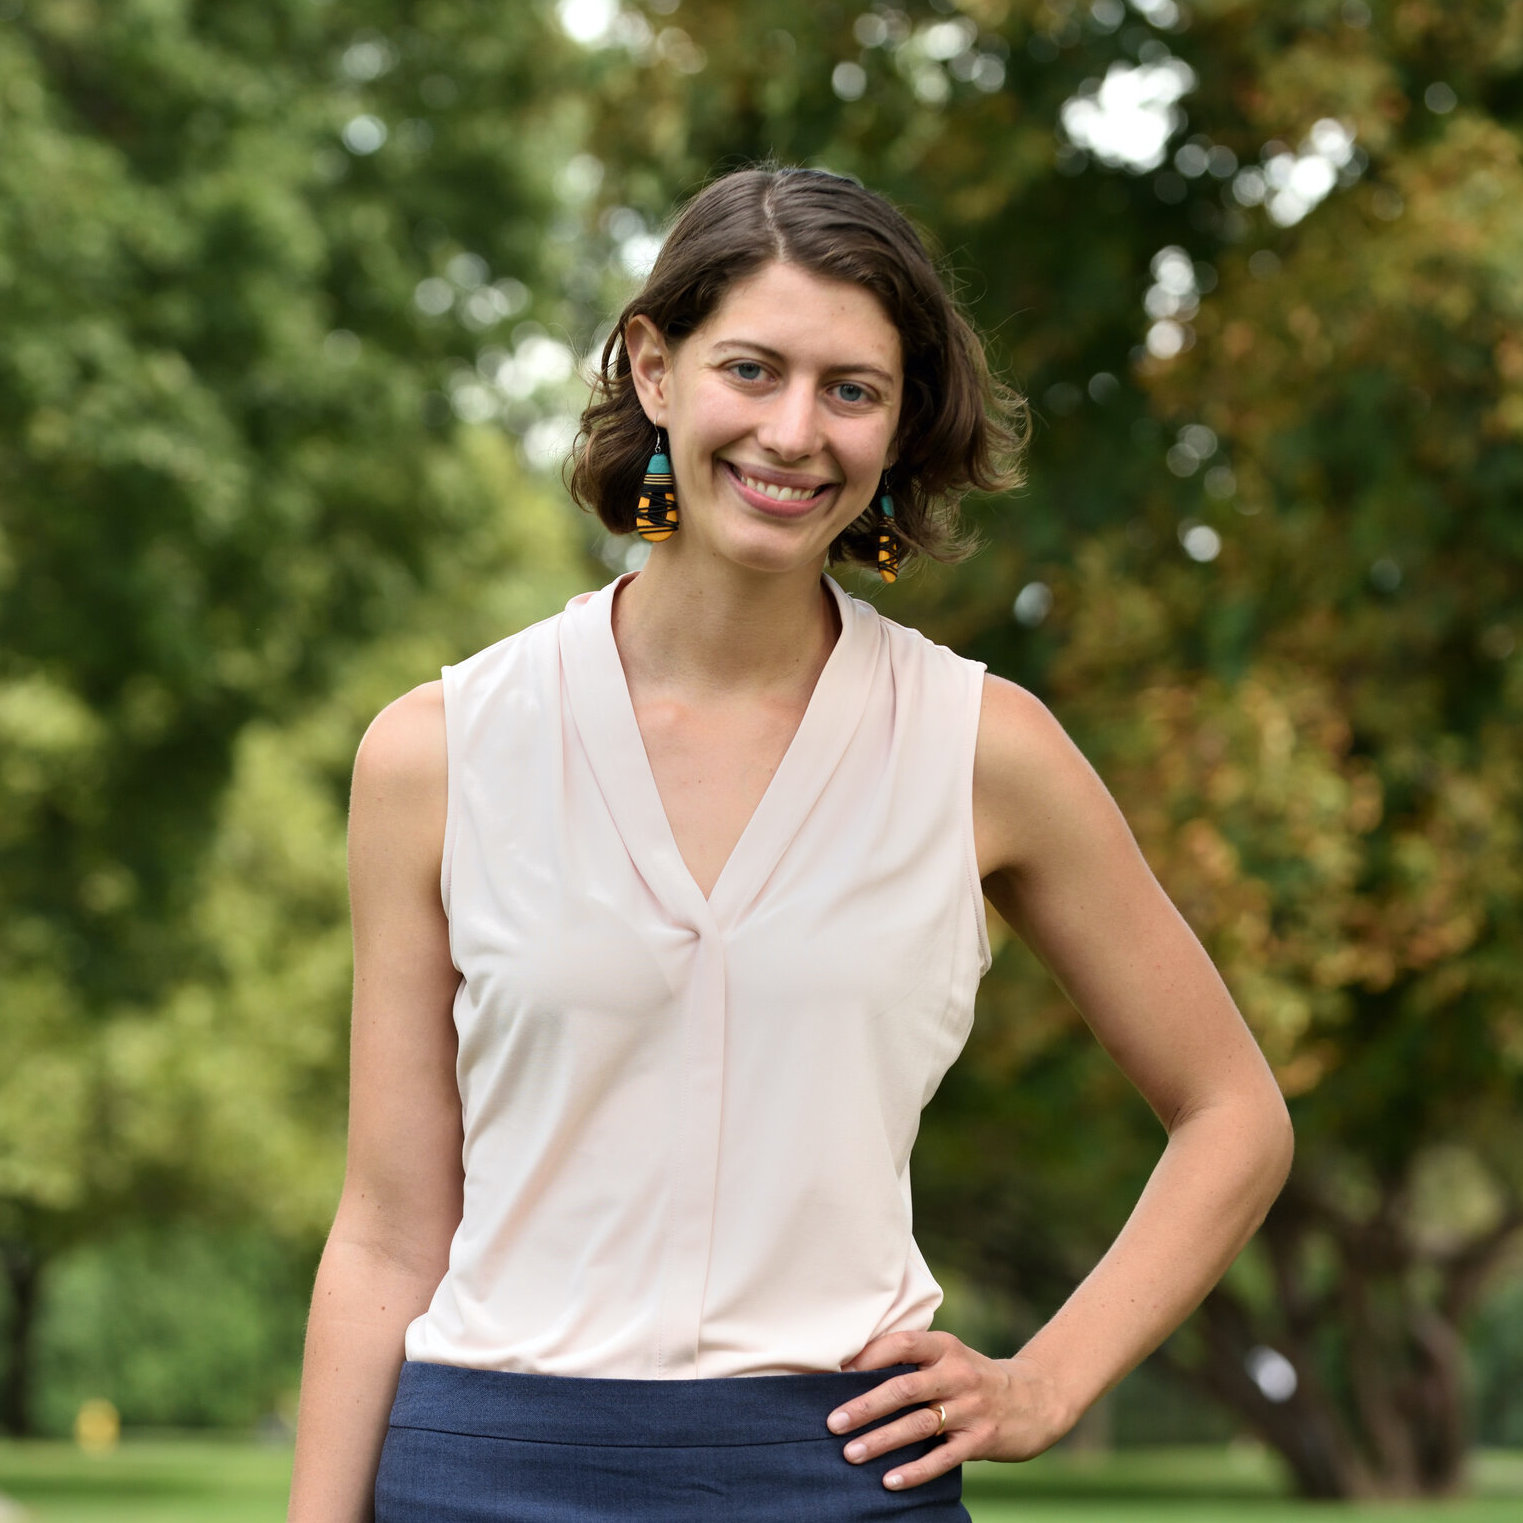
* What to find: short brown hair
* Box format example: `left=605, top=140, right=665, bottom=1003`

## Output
left=567, top=166, right=1026, bottom=571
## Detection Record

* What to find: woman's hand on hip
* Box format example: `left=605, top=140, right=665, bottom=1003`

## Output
left=827, top=1331, right=1071, bottom=1491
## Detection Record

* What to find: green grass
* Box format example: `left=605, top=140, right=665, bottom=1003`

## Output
left=963, top=1447, right=1523, bottom=1522
left=0, top=1437, right=291, bottom=1523
left=0, top=1439, right=1520, bottom=1521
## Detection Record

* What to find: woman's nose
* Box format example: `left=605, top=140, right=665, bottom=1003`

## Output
left=755, top=381, right=822, bottom=461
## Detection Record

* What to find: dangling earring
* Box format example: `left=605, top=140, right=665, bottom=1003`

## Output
left=634, top=427, right=678, bottom=542
left=876, top=474, right=900, bottom=584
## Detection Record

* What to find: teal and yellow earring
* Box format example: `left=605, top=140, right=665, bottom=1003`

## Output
left=876, top=475, right=900, bottom=584
left=634, top=428, right=678, bottom=542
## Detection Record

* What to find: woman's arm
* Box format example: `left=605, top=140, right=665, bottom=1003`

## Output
left=829, top=674, right=1294, bottom=1489
left=287, top=682, right=464, bottom=1523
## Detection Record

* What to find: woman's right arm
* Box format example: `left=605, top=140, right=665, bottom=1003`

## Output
left=288, top=681, right=464, bottom=1523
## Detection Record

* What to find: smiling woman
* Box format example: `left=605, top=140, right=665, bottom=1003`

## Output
left=286, top=166, right=1292, bottom=1523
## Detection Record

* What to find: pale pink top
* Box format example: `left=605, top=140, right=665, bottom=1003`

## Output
left=404, top=573, right=990, bottom=1378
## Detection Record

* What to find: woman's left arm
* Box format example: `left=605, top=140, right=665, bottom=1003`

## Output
left=829, top=675, right=1294, bottom=1490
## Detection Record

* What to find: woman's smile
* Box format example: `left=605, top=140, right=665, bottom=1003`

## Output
left=722, top=460, right=837, bottom=517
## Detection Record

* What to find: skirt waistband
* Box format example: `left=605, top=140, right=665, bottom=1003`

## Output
left=388, top=1360, right=920, bottom=1448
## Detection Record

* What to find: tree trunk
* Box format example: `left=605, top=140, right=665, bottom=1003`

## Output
left=1253, top=1397, right=1372, bottom=1500
left=1160, top=1286, right=1377, bottom=1499
left=1406, top=1308, right=1469, bottom=1496
left=0, top=1242, right=41, bottom=1438
left=1153, top=1177, right=1519, bottom=1502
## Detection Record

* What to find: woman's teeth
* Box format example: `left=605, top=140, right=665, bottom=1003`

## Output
left=736, top=470, right=820, bottom=503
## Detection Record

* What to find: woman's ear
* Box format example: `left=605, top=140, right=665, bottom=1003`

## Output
left=624, top=315, right=671, bottom=427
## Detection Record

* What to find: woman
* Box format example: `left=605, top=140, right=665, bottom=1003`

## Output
left=287, top=166, right=1292, bottom=1522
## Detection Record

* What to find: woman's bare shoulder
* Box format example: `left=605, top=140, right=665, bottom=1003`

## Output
left=975, top=672, right=1066, bottom=755
left=353, top=680, right=446, bottom=802
left=973, top=672, right=1123, bottom=884
left=348, top=681, right=449, bottom=892
left=974, top=672, right=1095, bottom=802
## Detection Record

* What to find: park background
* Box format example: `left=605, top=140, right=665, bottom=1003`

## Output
left=1, top=0, right=1522, bottom=1517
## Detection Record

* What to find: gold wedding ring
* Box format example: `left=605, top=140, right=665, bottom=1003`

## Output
left=932, top=1402, right=947, bottom=1437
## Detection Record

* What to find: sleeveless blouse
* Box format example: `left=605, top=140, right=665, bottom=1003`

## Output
left=404, top=573, right=990, bottom=1379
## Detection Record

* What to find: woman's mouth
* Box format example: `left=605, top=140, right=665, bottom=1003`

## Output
left=723, top=462, right=834, bottom=517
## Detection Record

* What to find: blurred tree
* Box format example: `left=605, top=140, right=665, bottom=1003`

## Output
left=561, top=0, right=1523, bottom=1497
left=33, top=1223, right=311, bottom=1436
left=0, top=0, right=590, bottom=1433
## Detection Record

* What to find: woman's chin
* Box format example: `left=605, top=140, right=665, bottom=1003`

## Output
left=674, top=516, right=830, bottom=577
left=725, top=536, right=830, bottom=578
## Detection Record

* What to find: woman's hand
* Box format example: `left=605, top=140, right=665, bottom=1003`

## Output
left=827, top=1330, right=1071, bottom=1491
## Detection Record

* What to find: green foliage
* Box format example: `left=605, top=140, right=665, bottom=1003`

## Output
left=28, top=1225, right=309, bottom=1436
left=0, top=0, right=594, bottom=1432
left=1472, top=1264, right=1523, bottom=1447
left=0, top=0, right=577, bottom=997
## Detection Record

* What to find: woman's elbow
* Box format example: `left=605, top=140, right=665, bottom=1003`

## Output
left=1250, top=1078, right=1295, bottom=1203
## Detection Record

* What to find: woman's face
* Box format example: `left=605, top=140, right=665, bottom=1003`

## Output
left=626, top=261, right=903, bottom=577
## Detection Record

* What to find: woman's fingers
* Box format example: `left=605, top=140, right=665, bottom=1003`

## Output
left=843, top=1329, right=945, bottom=1373
left=829, top=1331, right=959, bottom=1436
left=881, top=1434, right=973, bottom=1492
left=828, top=1365, right=927, bottom=1435
left=839, top=1400, right=947, bottom=1464
left=847, top=1402, right=988, bottom=1493
left=827, top=1334, right=1034, bottom=1490
left=827, top=1332, right=968, bottom=1493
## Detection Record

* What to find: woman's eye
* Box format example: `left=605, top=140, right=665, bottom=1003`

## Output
left=731, top=361, right=766, bottom=381
left=835, top=382, right=871, bottom=404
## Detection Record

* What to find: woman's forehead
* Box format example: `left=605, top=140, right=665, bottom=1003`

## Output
left=689, top=262, right=902, bottom=374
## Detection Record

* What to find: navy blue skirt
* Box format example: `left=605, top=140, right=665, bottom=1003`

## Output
left=375, top=1360, right=970, bottom=1521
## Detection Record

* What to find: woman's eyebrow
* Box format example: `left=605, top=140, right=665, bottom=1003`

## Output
left=708, top=339, right=898, bottom=387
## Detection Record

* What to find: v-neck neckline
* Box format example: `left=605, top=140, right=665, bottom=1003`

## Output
left=559, top=573, right=880, bottom=931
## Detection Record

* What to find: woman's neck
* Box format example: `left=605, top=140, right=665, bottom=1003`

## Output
left=611, top=548, right=840, bottom=703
